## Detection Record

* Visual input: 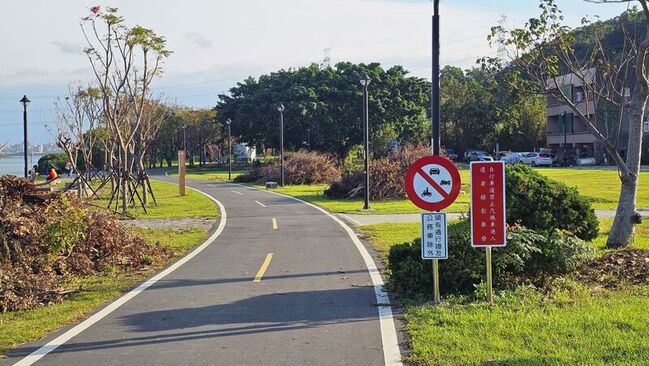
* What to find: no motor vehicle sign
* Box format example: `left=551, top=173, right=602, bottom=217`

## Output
left=405, top=156, right=461, bottom=212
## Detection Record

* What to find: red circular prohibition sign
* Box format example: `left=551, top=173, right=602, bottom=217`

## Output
left=404, top=156, right=461, bottom=211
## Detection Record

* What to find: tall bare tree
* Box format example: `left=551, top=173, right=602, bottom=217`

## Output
left=491, top=0, right=646, bottom=248
left=81, top=6, right=170, bottom=213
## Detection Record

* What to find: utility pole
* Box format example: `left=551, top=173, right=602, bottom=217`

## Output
left=277, top=103, right=285, bottom=186
left=226, top=119, right=232, bottom=180
left=432, top=0, right=440, bottom=156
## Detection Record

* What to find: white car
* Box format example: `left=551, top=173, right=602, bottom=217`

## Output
left=501, top=152, right=523, bottom=164
left=520, top=152, right=553, bottom=167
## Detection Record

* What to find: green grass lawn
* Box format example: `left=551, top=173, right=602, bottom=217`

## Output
left=358, top=219, right=649, bottom=365
left=245, top=167, right=649, bottom=214
left=167, top=166, right=245, bottom=182
left=405, top=286, right=649, bottom=365
left=251, top=183, right=471, bottom=214
left=94, top=179, right=217, bottom=219
left=0, top=177, right=218, bottom=357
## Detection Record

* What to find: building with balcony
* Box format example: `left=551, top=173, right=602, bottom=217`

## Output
left=545, top=68, right=630, bottom=163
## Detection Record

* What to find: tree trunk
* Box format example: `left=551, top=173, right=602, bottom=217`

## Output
left=121, top=148, right=129, bottom=214
left=607, top=85, right=646, bottom=248
left=139, top=156, right=148, bottom=206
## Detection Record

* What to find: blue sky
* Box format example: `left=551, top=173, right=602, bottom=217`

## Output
left=0, top=0, right=632, bottom=145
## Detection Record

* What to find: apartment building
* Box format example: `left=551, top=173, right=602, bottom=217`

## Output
left=545, top=68, right=630, bottom=163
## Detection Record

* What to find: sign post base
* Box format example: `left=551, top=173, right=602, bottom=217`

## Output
left=486, top=247, right=493, bottom=304
left=433, top=259, right=441, bottom=304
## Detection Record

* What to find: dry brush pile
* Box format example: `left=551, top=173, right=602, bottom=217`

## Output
left=235, top=150, right=342, bottom=185
left=326, top=144, right=434, bottom=200
left=0, top=176, right=170, bottom=312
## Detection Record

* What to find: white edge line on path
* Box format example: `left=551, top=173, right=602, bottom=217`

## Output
left=13, top=185, right=227, bottom=366
left=231, top=183, right=403, bottom=366
left=337, top=213, right=362, bottom=226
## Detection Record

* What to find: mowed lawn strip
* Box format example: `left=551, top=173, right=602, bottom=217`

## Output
left=358, top=219, right=649, bottom=365
left=167, top=166, right=245, bottom=182
left=405, top=287, right=649, bottom=365
left=95, top=179, right=217, bottom=219
left=238, top=167, right=647, bottom=214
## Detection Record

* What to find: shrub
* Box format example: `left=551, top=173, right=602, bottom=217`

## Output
left=342, top=144, right=364, bottom=175
left=37, top=153, right=68, bottom=175
left=386, top=220, right=593, bottom=299
left=506, top=164, right=599, bottom=241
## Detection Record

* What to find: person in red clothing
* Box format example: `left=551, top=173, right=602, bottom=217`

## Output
left=45, top=168, right=58, bottom=183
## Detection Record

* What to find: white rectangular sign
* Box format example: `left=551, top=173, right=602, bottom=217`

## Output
left=421, top=212, right=448, bottom=259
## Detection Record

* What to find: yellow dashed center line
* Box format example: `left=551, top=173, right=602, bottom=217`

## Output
left=231, top=190, right=243, bottom=195
left=272, top=218, right=278, bottom=230
left=253, top=253, right=273, bottom=282
left=255, top=200, right=267, bottom=208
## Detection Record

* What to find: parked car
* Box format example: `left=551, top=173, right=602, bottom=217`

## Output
left=501, top=152, right=523, bottom=164
left=467, top=151, right=494, bottom=162
left=463, top=149, right=486, bottom=161
left=520, top=152, right=553, bottom=167
left=443, top=148, right=459, bottom=161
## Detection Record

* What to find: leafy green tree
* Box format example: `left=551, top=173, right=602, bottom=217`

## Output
left=490, top=0, right=646, bottom=248
left=216, top=63, right=430, bottom=158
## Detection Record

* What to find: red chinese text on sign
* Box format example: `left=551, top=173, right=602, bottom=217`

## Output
left=470, top=161, right=506, bottom=247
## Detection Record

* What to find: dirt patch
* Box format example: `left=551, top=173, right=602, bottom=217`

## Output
left=578, top=248, right=649, bottom=288
left=120, top=218, right=216, bottom=232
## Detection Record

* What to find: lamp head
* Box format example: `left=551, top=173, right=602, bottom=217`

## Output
left=20, top=95, right=30, bottom=107
left=359, top=74, right=371, bottom=87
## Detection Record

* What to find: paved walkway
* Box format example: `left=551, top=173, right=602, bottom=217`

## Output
left=339, top=209, right=649, bottom=226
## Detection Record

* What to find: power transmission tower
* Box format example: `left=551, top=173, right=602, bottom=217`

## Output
left=496, top=15, right=508, bottom=63
left=321, top=48, right=331, bottom=68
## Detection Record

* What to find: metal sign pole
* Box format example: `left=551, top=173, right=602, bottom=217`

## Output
left=433, top=258, right=441, bottom=304
left=486, top=247, right=493, bottom=304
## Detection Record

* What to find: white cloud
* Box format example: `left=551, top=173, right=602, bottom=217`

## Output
left=184, top=32, right=212, bottom=48
left=51, top=40, right=85, bottom=55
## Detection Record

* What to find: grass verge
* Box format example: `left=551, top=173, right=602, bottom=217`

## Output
left=247, top=167, right=649, bottom=214
left=358, top=219, right=649, bottom=365
left=167, top=166, right=245, bottom=182
left=95, top=179, right=217, bottom=219
left=405, top=285, right=649, bottom=365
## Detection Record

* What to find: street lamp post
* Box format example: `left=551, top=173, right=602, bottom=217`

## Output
left=359, top=74, right=371, bottom=210
left=562, top=111, right=567, bottom=164
left=277, top=103, right=285, bottom=186
left=20, top=95, right=30, bottom=178
left=226, top=119, right=232, bottom=181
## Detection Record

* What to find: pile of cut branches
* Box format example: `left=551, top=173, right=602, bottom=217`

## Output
left=0, top=176, right=169, bottom=312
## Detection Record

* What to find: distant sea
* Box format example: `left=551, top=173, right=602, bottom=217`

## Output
left=0, top=154, right=46, bottom=176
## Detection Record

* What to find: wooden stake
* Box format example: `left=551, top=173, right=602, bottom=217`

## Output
left=178, top=150, right=186, bottom=197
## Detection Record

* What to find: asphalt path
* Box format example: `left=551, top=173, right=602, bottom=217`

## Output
left=5, top=178, right=401, bottom=366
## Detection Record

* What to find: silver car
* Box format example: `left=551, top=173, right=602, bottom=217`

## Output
left=501, top=152, right=523, bottom=164
left=520, top=152, right=553, bottom=167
